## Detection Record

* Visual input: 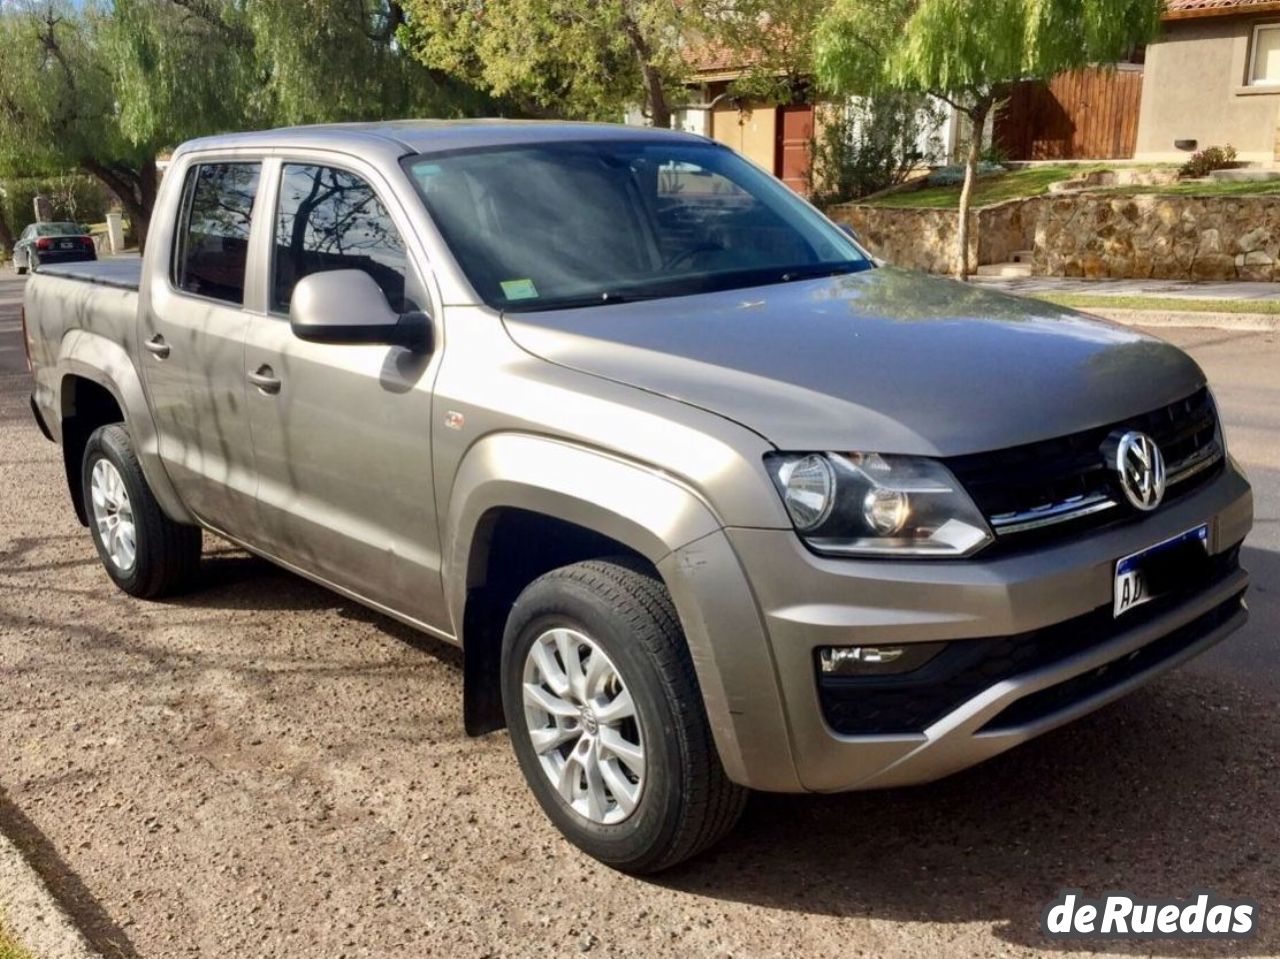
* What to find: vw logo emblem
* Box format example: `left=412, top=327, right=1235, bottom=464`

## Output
left=1115, top=431, right=1166, bottom=511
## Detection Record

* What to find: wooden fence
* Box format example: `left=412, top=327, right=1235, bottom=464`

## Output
left=995, top=67, right=1144, bottom=161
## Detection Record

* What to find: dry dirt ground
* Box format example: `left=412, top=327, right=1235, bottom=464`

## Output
left=1, top=274, right=1278, bottom=957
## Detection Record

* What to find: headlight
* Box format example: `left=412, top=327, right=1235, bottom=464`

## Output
left=765, top=452, right=993, bottom=558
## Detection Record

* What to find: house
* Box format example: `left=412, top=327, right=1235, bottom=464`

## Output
left=629, top=45, right=960, bottom=195
left=1134, top=0, right=1280, bottom=164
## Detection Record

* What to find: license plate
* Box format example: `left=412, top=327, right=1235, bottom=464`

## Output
left=1114, top=524, right=1209, bottom=617
left=58, top=240, right=73, bottom=249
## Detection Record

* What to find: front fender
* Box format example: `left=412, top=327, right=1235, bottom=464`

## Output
left=56, top=330, right=193, bottom=525
left=444, top=433, right=722, bottom=626
left=444, top=433, right=798, bottom=786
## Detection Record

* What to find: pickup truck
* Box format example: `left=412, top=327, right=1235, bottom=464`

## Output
left=22, top=121, right=1252, bottom=873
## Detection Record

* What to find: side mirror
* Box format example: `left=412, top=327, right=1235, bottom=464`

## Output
left=289, top=269, right=432, bottom=352
left=838, top=223, right=862, bottom=244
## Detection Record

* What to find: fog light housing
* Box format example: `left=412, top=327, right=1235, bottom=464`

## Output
left=818, top=643, right=945, bottom=676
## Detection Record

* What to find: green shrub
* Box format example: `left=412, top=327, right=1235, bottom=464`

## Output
left=1179, top=145, right=1237, bottom=179
left=811, top=94, right=944, bottom=206
left=925, top=162, right=1006, bottom=187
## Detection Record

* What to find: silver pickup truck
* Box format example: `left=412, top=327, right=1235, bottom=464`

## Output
left=22, top=121, right=1252, bottom=873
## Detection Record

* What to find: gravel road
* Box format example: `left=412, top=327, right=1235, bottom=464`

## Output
left=1, top=273, right=1277, bottom=958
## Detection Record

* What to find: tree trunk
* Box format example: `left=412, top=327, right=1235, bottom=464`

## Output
left=0, top=208, right=13, bottom=259
left=642, top=63, right=672, bottom=129
left=80, top=157, right=158, bottom=253
left=136, top=157, right=158, bottom=252
left=955, top=101, right=991, bottom=280
left=620, top=14, right=671, bottom=128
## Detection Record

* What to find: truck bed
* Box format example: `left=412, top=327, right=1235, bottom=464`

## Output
left=37, top=257, right=141, bottom=292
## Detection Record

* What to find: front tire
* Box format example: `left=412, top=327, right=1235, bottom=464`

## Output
left=501, top=558, right=747, bottom=873
left=81, top=424, right=202, bottom=598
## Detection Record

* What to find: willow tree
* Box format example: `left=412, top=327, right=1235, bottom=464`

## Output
left=401, top=0, right=709, bottom=127
left=0, top=2, right=165, bottom=245
left=0, top=0, right=491, bottom=250
left=815, top=0, right=1163, bottom=277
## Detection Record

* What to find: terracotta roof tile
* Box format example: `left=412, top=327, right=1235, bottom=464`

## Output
left=1165, top=0, right=1280, bottom=16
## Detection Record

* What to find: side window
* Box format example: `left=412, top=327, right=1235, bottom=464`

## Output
left=172, top=162, right=261, bottom=305
left=272, top=164, right=416, bottom=314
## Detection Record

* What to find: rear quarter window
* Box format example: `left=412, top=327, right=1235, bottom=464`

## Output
left=172, top=162, right=262, bottom=305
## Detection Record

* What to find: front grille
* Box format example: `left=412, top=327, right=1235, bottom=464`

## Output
left=817, top=543, right=1241, bottom=737
left=945, top=388, right=1222, bottom=545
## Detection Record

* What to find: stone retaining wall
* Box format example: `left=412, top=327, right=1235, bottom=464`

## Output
left=825, top=198, right=1042, bottom=274
left=1034, top=193, right=1280, bottom=280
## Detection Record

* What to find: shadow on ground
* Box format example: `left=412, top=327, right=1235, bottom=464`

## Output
left=0, top=785, right=141, bottom=959
left=5, top=514, right=1274, bottom=957
left=175, top=539, right=1279, bottom=956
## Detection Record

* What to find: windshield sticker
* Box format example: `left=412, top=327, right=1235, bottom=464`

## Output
left=501, top=279, right=539, bottom=301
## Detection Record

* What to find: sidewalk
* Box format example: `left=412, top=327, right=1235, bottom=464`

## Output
left=970, top=276, right=1280, bottom=301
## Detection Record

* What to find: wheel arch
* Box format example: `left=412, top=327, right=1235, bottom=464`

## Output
left=445, top=433, right=724, bottom=738
left=56, top=331, right=193, bottom=526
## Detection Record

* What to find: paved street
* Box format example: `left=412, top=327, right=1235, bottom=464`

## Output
left=0, top=270, right=1277, bottom=958
left=974, top=276, right=1280, bottom=301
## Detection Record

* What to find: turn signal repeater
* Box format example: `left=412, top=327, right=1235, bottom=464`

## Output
left=818, top=642, right=945, bottom=676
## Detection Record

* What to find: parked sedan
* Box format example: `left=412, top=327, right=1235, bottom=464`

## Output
left=12, top=222, right=97, bottom=274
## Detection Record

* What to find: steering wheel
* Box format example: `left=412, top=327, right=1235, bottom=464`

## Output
left=663, top=243, right=727, bottom=271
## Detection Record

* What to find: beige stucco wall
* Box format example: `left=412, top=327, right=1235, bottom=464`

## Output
left=710, top=102, right=777, bottom=173
left=1136, top=17, right=1280, bottom=164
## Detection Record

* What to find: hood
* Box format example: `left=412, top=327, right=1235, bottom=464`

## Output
left=502, top=267, right=1206, bottom=457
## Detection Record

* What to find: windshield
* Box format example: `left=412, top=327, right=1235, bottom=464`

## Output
left=404, top=139, right=871, bottom=312
left=36, top=222, right=85, bottom=236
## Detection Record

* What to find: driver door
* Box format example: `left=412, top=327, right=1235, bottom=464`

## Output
left=243, top=159, right=447, bottom=628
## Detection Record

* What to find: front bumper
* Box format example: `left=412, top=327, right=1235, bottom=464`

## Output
left=677, top=458, right=1252, bottom=793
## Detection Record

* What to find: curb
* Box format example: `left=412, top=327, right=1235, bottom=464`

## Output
left=1076, top=307, right=1280, bottom=333
left=0, top=830, right=100, bottom=959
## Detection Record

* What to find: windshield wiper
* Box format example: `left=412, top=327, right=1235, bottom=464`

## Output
left=513, top=290, right=671, bottom=311
left=778, top=262, right=871, bottom=283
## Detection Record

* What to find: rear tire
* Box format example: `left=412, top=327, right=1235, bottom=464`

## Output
left=15, top=261, right=26, bottom=276
left=501, top=558, right=747, bottom=874
left=81, top=424, right=202, bottom=598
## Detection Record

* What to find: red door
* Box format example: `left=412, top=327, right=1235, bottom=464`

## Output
left=776, top=105, right=814, bottom=195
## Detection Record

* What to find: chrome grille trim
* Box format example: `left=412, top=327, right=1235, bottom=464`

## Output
left=1167, top=442, right=1223, bottom=487
left=989, top=441, right=1224, bottom=536
left=990, top=494, right=1117, bottom=534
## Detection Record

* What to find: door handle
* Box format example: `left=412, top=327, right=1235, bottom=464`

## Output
left=143, top=334, right=170, bottom=360
left=248, top=365, right=282, bottom=395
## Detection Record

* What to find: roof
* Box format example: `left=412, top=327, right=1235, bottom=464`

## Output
left=177, top=119, right=705, bottom=162
left=683, top=40, right=763, bottom=79
left=1164, top=0, right=1280, bottom=19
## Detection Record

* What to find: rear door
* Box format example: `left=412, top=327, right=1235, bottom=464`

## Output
left=242, top=157, right=446, bottom=626
left=139, top=159, right=264, bottom=537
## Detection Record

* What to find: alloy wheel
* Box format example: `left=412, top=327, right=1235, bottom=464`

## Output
left=89, top=458, right=137, bottom=571
left=521, top=627, right=645, bottom=825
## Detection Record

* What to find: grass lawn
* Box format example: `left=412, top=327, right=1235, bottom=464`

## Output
left=1031, top=292, right=1280, bottom=315
left=1091, top=178, right=1280, bottom=198
left=865, top=164, right=1280, bottom=209
left=867, top=165, right=1109, bottom=209
left=0, top=920, right=32, bottom=959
